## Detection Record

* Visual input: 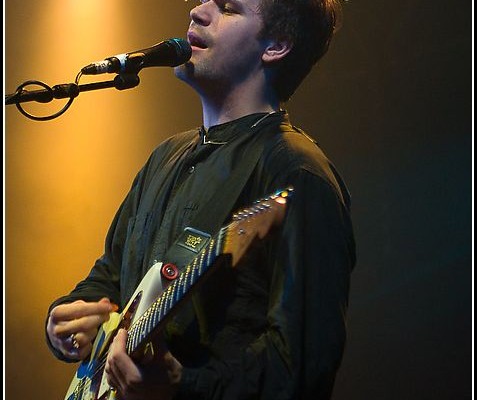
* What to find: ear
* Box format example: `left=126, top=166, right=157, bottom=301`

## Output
left=262, top=40, right=293, bottom=63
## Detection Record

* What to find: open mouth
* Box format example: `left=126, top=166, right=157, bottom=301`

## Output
left=188, top=32, right=208, bottom=49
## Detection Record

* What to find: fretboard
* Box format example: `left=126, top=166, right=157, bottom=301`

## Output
left=125, top=227, right=226, bottom=354
left=124, top=187, right=291, bottom=355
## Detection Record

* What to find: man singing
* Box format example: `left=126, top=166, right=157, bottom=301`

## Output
left=46, top=0, right=355, bottom=399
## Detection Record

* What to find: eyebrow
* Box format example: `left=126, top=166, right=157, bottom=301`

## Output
left=230, top=0, right=260, bottom=13
left=217, top=0, right=241, bottom=8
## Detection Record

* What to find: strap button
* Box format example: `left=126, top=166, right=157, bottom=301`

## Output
left=161, top=263, right=179, bottom=280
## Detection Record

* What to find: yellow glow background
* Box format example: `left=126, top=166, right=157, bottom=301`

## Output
left=6, top=1, right=472, bottom=399
left=5, top=1, right=200, bottom=398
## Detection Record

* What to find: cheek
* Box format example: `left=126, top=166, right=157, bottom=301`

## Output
left=217, top=18, right=262, bottom=47
left=218, top=29, right=262, bottom=59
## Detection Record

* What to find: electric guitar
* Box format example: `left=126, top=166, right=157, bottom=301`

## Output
left=64, top=187, right=293, bottom=400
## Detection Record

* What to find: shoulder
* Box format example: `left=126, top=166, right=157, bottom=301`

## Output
left=266, top=124, right=330, bottom=173
left=259, top=123, right=351, bottom=208
left=150, top=129, right=199, bottom=161
left=142, top=128, right=198, bottom=172
left=127, top=128, right=199, bottom=194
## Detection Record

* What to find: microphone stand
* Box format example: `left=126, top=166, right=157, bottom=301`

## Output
left=5, top=73, right=140, bottom=120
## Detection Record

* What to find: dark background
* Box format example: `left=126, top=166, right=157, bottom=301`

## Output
left=319, top=2, right=472, bottom=398
left=5, top=0, right=472, bottom=399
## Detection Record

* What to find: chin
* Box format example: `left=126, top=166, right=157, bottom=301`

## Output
left=174, top=62, right=195, bottom=82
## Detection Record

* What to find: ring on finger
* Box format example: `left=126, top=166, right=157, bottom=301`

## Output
left=70, top=333, right=80, bottom=349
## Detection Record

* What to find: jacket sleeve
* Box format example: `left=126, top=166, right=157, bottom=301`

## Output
left=175, top=168, right=355, bottom=400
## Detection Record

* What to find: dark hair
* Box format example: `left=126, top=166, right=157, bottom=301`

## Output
left=259, top=0, right=341, bottom=102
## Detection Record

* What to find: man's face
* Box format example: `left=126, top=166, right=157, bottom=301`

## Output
left=175, top=0, right=269, bottom=93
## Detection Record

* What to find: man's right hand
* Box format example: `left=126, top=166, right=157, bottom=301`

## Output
left=47, top=297, right=117, bottom=361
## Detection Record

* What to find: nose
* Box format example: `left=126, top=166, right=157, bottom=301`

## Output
left=190, top=1, right=211, bottom=26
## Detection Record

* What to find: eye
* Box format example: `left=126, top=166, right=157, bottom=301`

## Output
left=186, top=0, right=238, bottom=14
left=218, top=1, right=237, bottom=13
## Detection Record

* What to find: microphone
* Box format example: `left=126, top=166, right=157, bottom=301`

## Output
left=81, top=38, right=192, bottom=75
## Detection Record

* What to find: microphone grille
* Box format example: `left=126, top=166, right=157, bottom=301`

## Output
left=138, top=38, right=192, bottom=68
left=168, top=38, right=192, bottom=66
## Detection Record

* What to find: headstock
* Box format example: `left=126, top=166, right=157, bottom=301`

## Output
left=223, top=187, right=293, bottom=267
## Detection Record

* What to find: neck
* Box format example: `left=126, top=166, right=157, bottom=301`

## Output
left=199, top=79, right=281, bottom=129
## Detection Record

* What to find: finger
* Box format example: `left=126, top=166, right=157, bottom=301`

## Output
left=64, top=348, right=82, bottom=361
left=54, top=332, right=86, bottom=360
left=77, top=341, right=93, bottom=360
left=64, top=345, right=92, bottom=361
left=163, top=351, right=174, bottom=366
left=163, top=351, right=183, bottom=384
left=106, top=331, right=131, bottom=395
left=82, top=327, right=101, bottom=344
left=97, top=297, right=120, bottom=313
left=54, top=312, right=111, bottom=338
left=108, top=330, right=142, bottom=390
left=60, top=335, right=82, bottom=360
left=105, top=359, right=122, bottom=396
left=50, top=298, right=116, bottom=322
left=52, top=299, right=115, bottom=321
left=107, top=361, right=128, bottom=395
left=67, top=332, right=90, bottom=351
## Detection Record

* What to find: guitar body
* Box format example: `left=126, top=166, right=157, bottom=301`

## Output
left=64, top=262, right=166, bottom=400
left=64, top=188, right=292, bottom=400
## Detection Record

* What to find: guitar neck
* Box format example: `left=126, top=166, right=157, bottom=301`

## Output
left=125, top=188, right=291, bottom=357
left=64, top=188, right=291, bottom=400
left=125, top=227, right=226, bottom=356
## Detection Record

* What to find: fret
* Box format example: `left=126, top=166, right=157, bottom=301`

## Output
left=177, top=271, right=187, bottom=297
left=129, top=323, right=139, bottom=353
left=145, top=309, right=153, bottom=336
left=197, top=246, right=206, bottom=276
left=157, top=295, right=166, bottom=321
left=207, top=238, right=217, bottom=264
left=151, top=301, right=160, bottom=327
left=190, top=259, right=197, bottom=285
left=185, top=264, right=193, bottom=289
left=151, top=298, right=160, bottom=325
left=178, top=272, right=186, bottom=296
left=216, top=228, right=226, bottom=256
left=170, top=280, right=179, bottom=304
left=132, top=324, right=140, bottom=352
left=141, top=314, right=149, bottom=335
left=166, top=286, right=174, bottom=310
left=138, top=321, right=146, bottom=341
left=125, top=328, right=132, bottom=353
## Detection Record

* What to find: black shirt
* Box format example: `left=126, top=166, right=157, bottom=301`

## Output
left=48, top=111, right=355, bottom=400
